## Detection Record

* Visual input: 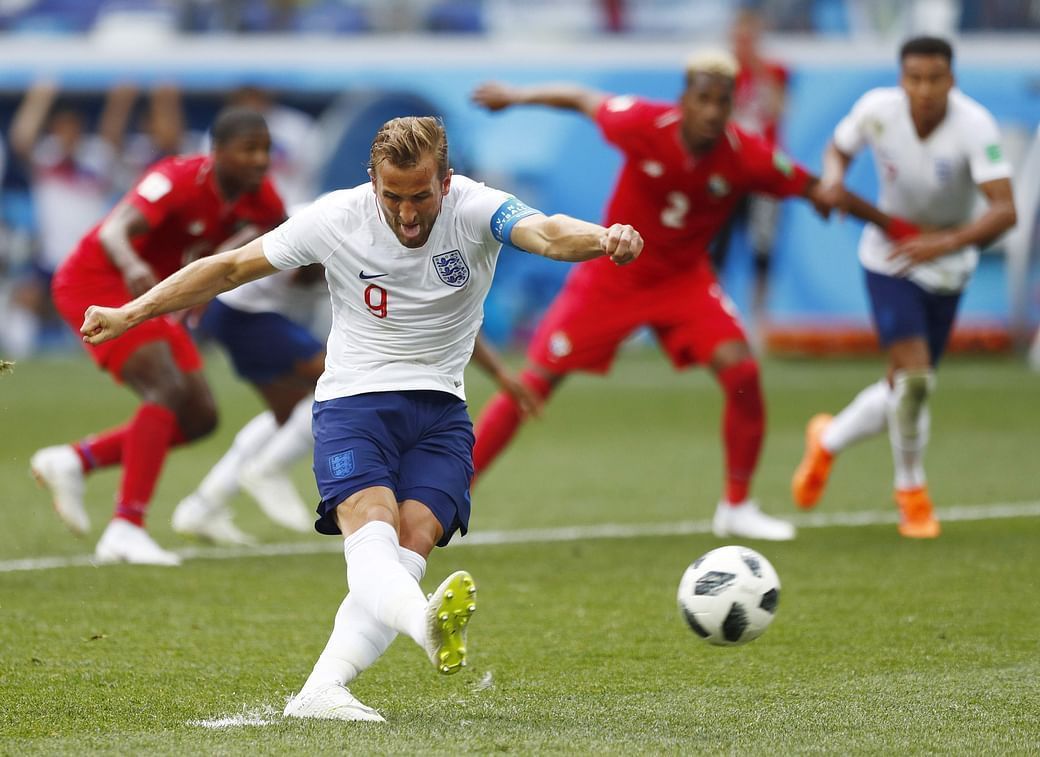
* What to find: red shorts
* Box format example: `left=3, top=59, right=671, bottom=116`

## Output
left=52, top=268, right=202, bottom=381
left=527, top=264, right=746, bottom=375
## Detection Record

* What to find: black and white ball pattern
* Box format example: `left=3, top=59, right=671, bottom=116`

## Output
left=677, top=545, right=780, bottom=646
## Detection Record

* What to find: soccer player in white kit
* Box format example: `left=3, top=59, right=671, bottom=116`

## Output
left=172, top=267, right=329, bottom=544
left=791, top=37, right=1017, bottom=538
left=79, top=116, right=643, bottom=720
left=174, top=267, right=546, bottom=546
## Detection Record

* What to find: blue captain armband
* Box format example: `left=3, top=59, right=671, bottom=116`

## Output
left=490, top=197, right=541, bottom=244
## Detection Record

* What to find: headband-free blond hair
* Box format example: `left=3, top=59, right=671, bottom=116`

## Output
left=369, top=116, right=449, bottom=178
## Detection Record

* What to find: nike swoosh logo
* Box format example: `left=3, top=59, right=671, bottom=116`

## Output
left=359, top=271, right=389, bottom=280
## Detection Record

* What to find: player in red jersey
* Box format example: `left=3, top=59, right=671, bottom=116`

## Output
left=471, top=51, right=913, bottom=541
left=30, top=107, right=286, bottom=565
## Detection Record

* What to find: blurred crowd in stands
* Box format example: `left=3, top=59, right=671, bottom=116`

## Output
left=0, top=81, right=323, bottom=358
left=0, top=0, right=1038, bottom=36
left=0, top=0, right=1037, bottom=360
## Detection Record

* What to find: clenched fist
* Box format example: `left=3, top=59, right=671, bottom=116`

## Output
left=81, top=305, right=132, bottom=345
left=601, top=224, right=643, bottom=266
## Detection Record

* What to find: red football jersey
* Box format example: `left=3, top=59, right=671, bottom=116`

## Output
left=580, top=96, right=810, bottom=285
left=60, top=154, right=286, bottom=283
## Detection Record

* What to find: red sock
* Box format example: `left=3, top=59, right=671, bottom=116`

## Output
left=73, top=427, right=125, bottom=472
left=472, top=369, right=555, bottom=480
left=716, top=358, right=765, bottom=505
left=114, top=403, right=178, bottom=526
left=74, top=419, right=191, bottom=473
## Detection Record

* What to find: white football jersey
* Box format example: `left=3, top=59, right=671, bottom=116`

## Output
left=833, top=87, right=1011, bottom=293
left=261, top=174, right=536, bottom=402
left=217, top=269, right=327, bottom=327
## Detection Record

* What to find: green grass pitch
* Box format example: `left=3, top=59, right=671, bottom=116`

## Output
left=1, top=349, right=1038, bottom=754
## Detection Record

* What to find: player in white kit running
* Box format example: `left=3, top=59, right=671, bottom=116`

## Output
left=172, top=267, right=329, bottom=544
left=792, top=37, right=1017, bottom=538
left=78, top=116, right=643, bottom=721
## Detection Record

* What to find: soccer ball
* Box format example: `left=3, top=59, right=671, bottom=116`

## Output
left=676, top=545, right=780, bottom=646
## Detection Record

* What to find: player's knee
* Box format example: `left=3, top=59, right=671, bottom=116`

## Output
left=716, top=355, right=760, bottom=393
left=398, top=515, right=438, bottom=558
left=186, top=406, right=219, bottom=440
left=334, top=487, right=399, bottom=534
left=175, top=391, right=219, bottom=440
left=710, top=340, right=754, bottom=375
left=137, top=370, right=190, bottom=410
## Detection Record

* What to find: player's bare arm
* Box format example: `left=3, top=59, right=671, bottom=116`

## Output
left=82, top=237, right=278, bottom=345
left=9, top=79, right=59, bottom=161
left=472, top=82, right=607, bottom=119
left=97, top=202, right=160, bottom=297
left=813, top=141, right=854, bottom=213
left=889, top=177, right=1016, bottom=265
left=471, top=334, right=543, bottom=418
left=509, top=213, right=643, bottom=266
left=802, top=173, right=919, bottom=243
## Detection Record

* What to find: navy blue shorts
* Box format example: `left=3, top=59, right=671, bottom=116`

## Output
left=312, top=390, right=475, bottom=547
left=865, top=270, right=962, bottom=364
left=199, top=300, right=323, bottom=384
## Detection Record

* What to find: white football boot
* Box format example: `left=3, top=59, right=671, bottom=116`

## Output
left=425, top=571, right=477, bottom=675
left=712, top=500, right=796, bottom=541
left=238, top=462, right=313, bottom=533
left=283, top=683, right=385, bottom=722
left=172, top=493, right=256, bottom=546
left=94, top=519, right=182, bottom=566
left=30, top=445, right=89, bottom=535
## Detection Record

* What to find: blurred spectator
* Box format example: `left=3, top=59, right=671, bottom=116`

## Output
left=118, top=83, right=205, bottom=192
left=710, top=6, right=789, bottom=344
left=1, top=80, right=133, bottom=358
left=211, top=86, right=320, bottom=205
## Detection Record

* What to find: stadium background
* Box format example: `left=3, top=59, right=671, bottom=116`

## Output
left=0, top=0, right=1038, bottom=358
left=2, top=3, right=1040, bottom=752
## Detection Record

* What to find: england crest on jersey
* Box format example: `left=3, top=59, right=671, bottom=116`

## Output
left=433, top=249, right=470, bottom=287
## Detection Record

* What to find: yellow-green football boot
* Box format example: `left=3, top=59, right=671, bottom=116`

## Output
left=425, top=570, right=477, bottom=675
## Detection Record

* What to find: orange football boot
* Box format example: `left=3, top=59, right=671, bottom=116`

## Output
left=791, top=413, right=834, bottom=509
left=895, top=486, right=941, bottom=539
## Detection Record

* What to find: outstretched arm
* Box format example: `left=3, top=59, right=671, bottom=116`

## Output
left=145, top=83, right=186, bottom=155
left=471, top=81, right=608, bottom=120
left=509, top=213, right=643, bottom=266
left=809, top=140, right=854, bottom=216
left=9, top=80, right=58, bottom=162
left=81, top=238, right=279, bottom=344
left=888, top=177, right=1016, bottom=267
left=803, top=178, right=917, bottom=239
left=98, top=83, right=138, bottom=153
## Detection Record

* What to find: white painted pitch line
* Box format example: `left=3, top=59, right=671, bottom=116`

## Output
left=2, top=500, right=1039, bottom=574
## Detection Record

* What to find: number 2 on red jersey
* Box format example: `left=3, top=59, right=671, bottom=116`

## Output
left=660, top=191, right=690, bottom=229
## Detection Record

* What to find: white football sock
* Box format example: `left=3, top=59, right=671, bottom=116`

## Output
left=301, top=546, right=426, bottom=691
left=197, top=411, right=277, bottom=506
left=252, top=396, right=313, bottom=472
left=887, top=370, right=934, bottom=490
left=821, top=379, right=890, bottom=454
left=343, top=521, right=428, bottom=647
